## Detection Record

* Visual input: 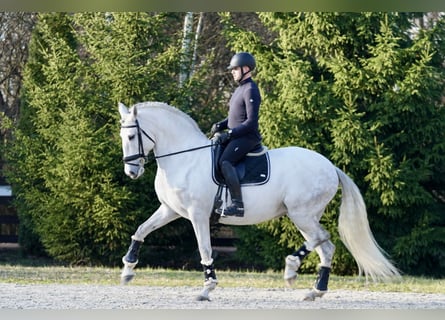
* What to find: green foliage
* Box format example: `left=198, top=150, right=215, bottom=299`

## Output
left=3, top=12, right=445, bottom=277
left=222, top=12, right=445, bottom=277
left=4, top=12, right=210, bottom=265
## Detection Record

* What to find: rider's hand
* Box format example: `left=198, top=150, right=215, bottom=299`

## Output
left=210, top=123, right=221, bottom=136
left=214, top=131, right=230, bottom=144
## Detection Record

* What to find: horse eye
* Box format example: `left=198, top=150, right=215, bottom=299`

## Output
left=129, top=135, right=135, bottom=140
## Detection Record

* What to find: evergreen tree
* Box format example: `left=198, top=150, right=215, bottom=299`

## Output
left=4, top=12, right=445, bottom=275
left=5, top=12, right=206, bottom=265
left=222, top=12, right=445, bottom=276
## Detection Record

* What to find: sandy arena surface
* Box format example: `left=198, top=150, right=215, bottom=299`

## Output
left=0, top=283, right=444, bottom=309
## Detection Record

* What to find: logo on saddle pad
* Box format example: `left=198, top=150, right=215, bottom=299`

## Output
left=212, top=145, right=270, bottom=186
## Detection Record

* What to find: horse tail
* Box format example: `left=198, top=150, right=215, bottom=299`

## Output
left=335, top=167, right=401, bottom=281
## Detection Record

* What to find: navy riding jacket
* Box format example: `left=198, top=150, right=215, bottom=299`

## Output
left=216, top=78, right=262, bottom=142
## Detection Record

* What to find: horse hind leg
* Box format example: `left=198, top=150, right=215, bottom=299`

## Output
left=283, top=238, right=334, bottom=288
left=283, top=243, right=311, bottom=286
left=302, top=240, right=335, bottom=301
left=283, top=218, right=330, bottom=284
left=284, top=213, right=335, bottom=300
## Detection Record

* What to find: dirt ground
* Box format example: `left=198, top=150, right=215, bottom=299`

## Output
left=1, top=283, right=444, bottom=309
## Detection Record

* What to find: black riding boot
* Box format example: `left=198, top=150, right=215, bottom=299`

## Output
left=216, top=161, right=244, bottom=217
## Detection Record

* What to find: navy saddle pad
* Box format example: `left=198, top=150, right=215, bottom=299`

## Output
left=212, top=145, right=270, bottom=186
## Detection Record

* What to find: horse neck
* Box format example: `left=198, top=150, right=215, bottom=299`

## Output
left=139, top=107, right=209, bottom=157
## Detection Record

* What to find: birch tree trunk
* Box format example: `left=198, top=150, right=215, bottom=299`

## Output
left=179, top=12, right=194, bottom=87
left=190, top=12, right=203, bottom=78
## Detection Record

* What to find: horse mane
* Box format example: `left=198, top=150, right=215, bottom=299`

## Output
left=132, top=101, right=203, bottom=134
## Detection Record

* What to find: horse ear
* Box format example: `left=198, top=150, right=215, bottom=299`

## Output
left=118, top=102, right=129, bottom=117
left=131, top=105, right=138, bottom=118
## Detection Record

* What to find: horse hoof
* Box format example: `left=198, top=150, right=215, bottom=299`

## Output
left=284, top=276, right=297, bottom=287
left=302, top=293, right=315, bottom=301
left=196, top=295, right=211, bottom=301
left=121, top=274, right=134, bottom=285
left=302, top=289, right=326, bottom=301
left=283, top=255, right=300, bottom=287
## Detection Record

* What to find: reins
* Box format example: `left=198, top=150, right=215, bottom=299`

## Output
left=121, top=120, right=213, bottom=166
left=154, top=143, right=213, bottom=159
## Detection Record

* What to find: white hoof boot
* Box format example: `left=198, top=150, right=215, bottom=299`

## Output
left=196, top=278, right=218, bottom=301
left=284, top=255, right=301, bottom=287
left=302, top=288, right=326, bottom=301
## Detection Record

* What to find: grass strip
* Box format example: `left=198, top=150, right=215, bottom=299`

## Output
left=0, top=265, right=443, bottom=294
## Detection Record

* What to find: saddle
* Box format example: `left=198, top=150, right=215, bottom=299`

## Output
left=210, top=143, right=270, bottom=224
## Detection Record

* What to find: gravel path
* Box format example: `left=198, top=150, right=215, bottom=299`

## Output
left=1, top=283, right=444, bottom=309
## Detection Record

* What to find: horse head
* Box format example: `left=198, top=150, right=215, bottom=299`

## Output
left=118, top=102, right=155, bottom=179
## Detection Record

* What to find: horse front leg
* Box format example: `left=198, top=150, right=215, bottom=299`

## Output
left=190, top=214, right=217, bottom=301
left=121, top=238, right=142, bottom=284
left=198, top=263, right=218, bottom=301
left=121, top=204, right=180, bottom=285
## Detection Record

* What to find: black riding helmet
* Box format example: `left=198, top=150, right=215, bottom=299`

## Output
left=227, top=52, right=256, bottom=83
left=227, top=52, right=256, bottom=71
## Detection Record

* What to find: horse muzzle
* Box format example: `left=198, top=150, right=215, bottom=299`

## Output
left=124, top=157, right=146, bottom=179
left=127, top=166, right=145, bottom=179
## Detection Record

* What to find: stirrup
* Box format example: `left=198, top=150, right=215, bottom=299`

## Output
left=216, top=202, right=244, bottom=217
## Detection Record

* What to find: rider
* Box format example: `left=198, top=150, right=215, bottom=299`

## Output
left=211, top=52, right=262, bottom=217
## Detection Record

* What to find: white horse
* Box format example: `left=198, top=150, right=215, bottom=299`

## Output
left=118, top=101, right=400, bottom=301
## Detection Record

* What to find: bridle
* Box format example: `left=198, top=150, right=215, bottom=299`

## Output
left=121, top=119, right=213, bottom=168
left=121, top=120, right=155, bottom=168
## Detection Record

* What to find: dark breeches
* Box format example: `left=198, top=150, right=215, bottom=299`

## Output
left=218, top=136, right=260, bottom=167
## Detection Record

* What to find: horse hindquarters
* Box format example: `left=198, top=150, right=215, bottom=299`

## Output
left=281, top=150, right=339, bottom=299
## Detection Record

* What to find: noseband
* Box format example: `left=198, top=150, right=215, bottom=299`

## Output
left=121, top=120, right=155, bottom=167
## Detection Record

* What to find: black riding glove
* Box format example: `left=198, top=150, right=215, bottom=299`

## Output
left=210, top=123, right=222, bottom=136
left=214, top=131, right=231, bottom=144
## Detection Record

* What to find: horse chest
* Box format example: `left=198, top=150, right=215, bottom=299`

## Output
left=154, top=175, right=190, bottom=211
